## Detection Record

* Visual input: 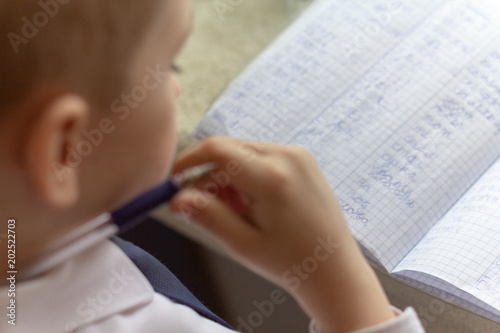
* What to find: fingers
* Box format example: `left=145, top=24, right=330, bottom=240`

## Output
left=172, top=136, right=274, bottom=197
left=174, top=137, right=261, bottom=172
left=175, top=136, right=286, bottom=168
left=193, top=177, right=251, bottom=216
left=169, top=188, right=259, bottom=252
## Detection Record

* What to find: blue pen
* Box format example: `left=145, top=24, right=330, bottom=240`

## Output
left=22, top=162, right=218, bottom=279
left=111, top=162, right=219, bottom=232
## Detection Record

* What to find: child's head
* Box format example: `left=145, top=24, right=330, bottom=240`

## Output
left=0, top=0, right=192, bottom=267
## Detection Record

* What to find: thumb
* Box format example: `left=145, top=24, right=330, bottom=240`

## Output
left=169, top=188, right=259, bottom=251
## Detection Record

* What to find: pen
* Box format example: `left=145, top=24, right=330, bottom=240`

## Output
left=21, top=162, right=219, bottom=279
left=111, top=162, right=219, bottom=232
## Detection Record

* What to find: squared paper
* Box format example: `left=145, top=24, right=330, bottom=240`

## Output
left=194, top=0, right=500, bottom=320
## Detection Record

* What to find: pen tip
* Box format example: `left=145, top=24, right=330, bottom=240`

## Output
left=174, top=162, right=219, bottom=186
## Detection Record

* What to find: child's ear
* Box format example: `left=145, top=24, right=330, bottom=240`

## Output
left=23, top=94, right=89, bottom=208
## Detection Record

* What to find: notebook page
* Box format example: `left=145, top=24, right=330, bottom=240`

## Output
left=393, top=157, right=500, bottom=319
left=194, top=0, right=500, bottom=271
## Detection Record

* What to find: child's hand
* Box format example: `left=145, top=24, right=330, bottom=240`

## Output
left=171, top=136, right=352, bottom=283
left=170, top=136, right=394, bottom=332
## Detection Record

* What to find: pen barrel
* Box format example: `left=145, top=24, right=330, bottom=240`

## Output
left=111, top=180, right=180, bottom=233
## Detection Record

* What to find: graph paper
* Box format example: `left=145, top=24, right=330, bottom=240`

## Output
left=394, top=158, right=500, bottom=320
left=194, top=0, right=500, bottom=320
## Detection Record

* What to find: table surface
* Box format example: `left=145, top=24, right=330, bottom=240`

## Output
left=154, top=1, right=500, bottom=331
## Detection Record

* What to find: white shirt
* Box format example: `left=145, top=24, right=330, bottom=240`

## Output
left=0, top=239, right=425, bottom=333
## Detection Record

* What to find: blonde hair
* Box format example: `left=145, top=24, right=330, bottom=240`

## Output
left=0, top=0, right=165, bottom=114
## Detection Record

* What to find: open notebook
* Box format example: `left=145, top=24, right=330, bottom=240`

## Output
left=194, top=0, right=500, bottom=321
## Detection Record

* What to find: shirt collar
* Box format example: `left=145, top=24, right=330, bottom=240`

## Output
left=0, top=239, right=155, bottom=333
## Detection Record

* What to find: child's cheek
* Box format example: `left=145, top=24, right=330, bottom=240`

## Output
left=143, top=88, right=178, bottom=184
left=156, top=110, right=178, bottom=179
left=171, top=75, right=181, bottom=99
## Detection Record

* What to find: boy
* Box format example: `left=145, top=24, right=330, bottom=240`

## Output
left=0, top=0, right=424, bottom=332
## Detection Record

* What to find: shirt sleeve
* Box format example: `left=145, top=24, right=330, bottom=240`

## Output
left=308, top=307, right=425, bottom=333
